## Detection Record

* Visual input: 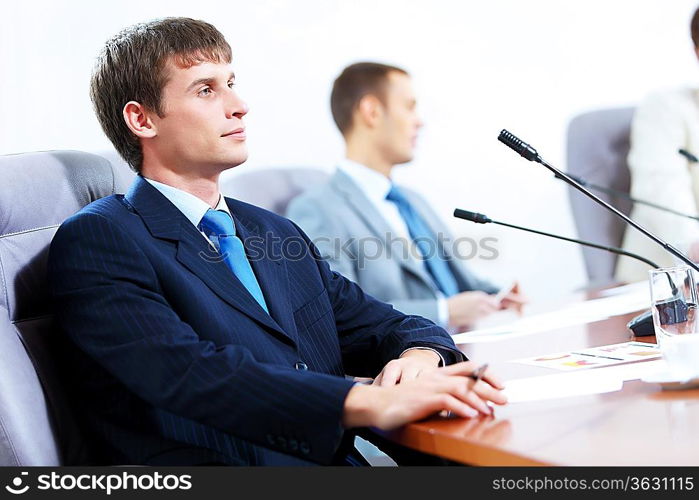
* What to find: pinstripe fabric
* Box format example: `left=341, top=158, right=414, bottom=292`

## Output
left=47, top=176, right=463, bottom=465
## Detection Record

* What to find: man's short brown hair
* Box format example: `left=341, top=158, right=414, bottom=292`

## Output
left=90, top=17, right=232, bottom=172
left=330, top=62, right=408, bottom=136
left=691, top=7, right=699, bottom=48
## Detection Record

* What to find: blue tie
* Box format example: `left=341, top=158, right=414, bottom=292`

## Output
left=385, top=185, right=460, bottom=297
left=199, top=209, right=269, bottom=313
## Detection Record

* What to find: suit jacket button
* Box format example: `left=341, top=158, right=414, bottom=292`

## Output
left=300, top=442, right=311, bottom=455
left=294, top=362, right=308, bottom=370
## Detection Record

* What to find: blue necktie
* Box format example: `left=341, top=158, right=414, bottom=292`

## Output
left=199, top=209, right=269, bottom=313
left=385, top=185, right=460, bottom=297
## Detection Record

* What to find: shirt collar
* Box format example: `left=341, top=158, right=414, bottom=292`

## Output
left=143, top=177, right=232, bottom=228
left=337, top=158, right=393, bottom=203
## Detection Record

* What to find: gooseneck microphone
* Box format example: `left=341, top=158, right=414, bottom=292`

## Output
left=453, top=208, right=660, bottom=270
left=498, top=130, right=542, bottom=162
left=550, top=148, right=699, bottom=221
left=453, top=208, right=679, bottom=305
left=679, top=149, right=699, bottom=163
left=556, top=172, right=699, bottom=222
left=497, top=129, right=699, bottom=274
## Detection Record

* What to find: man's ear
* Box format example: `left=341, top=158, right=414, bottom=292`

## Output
left=356, top=94, right=384, bottom=129
left=123, top=101, right=157, bottom=139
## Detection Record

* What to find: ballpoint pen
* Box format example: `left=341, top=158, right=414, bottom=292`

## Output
left=469, top=363, right=489, bottom=383
left=469, top=363, right=494, bottom=416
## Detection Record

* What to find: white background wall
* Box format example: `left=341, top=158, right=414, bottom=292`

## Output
left=2, top=0, right=699, bottom=300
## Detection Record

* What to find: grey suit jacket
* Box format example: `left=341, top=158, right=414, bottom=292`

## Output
left=287, top=169, right=498, bottom=323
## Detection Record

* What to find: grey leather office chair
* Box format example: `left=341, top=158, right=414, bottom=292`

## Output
left=220, top=167, right=330, bottom=216
left=0, top=150, right=124, bottom=465
left=566, top=107, right=635, bottom=286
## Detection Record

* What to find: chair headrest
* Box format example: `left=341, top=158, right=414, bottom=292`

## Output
left=220, top=167, right=330, bottom=215
left=0, top=150, right=118, bottom=321
left=0, top=151, right=118, bottom=236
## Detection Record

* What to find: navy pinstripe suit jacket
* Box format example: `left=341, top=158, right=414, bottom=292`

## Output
left=48, top=176, right=464, bottom=465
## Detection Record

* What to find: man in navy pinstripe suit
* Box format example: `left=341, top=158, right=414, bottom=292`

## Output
left=48, top=17, right=506, bottom=466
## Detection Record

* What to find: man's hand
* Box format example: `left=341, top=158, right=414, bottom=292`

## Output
left=497, top=282, right=528, bottom=314
left=342, top=361, right=507, bottom=430
left=447, top=291, right=500, bottom=331
left=372, top=349, right=442, bottom=387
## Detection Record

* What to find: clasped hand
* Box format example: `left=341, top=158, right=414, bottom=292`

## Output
left=343, top=351, right=507, bottom=431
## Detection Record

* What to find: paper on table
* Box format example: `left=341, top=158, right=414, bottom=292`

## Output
left=452, top=287, right=650, bottom=344
left=503, top=371, right=622, bottom=403
left=515, top=341, right=661, bottom=371
left=515, top=351, right=621, bottom=371
left=503, top=359, right=664, bottom=403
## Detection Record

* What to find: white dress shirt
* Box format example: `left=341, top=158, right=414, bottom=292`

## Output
left=338, top=159, right=412, bottom=240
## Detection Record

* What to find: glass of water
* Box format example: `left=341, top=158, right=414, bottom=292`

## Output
left=649, top=266, right=699, bottom=347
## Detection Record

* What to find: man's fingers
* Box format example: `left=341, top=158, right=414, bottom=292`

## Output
left=480, top=370, right=505, bottom=391
left=481, top=298, right=500, bottom=314
left=433, top=378, right=494, bottom=416
left=440, top=361, right=477, bottom=376
left=400, top=366, right=422, bottom=382
left=472, top=380, right=508, bottom=405
left=433, top=365, right=508, bottom=409
left=502, top=293, right=528, bottom=305
left=438, top=394, right=479, bottom=419
left=371, top=372, right=508, bottom=429
left=378, top=363, right=402, bottom=387
left=439, top=362, right=505, bottom=391
left=462, top=390, right=492, bottom=415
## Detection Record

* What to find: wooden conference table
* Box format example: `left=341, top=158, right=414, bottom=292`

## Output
left=378, top=287, right=699, bottom=466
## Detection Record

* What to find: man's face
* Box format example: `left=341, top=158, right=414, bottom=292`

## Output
left=376, top=72, right=423, bottom=165
left=149, top=59, right=249, bottom=173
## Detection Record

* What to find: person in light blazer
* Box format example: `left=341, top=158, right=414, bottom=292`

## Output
left=288, top=62, right=525, bottom=332
left=616, top=6, right=699, bottom=282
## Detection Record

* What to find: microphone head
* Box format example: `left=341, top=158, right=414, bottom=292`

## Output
left=679, top=149, right=699, bottom=164
left=498, top=129, right=540, bottom=162
left=453, top=208, right=491, bottom=224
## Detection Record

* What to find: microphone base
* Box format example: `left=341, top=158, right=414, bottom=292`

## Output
left=627, top=310, right=654, bottom=337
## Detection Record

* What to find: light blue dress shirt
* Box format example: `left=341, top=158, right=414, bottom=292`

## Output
left=144, top=177, right=233, bottom=248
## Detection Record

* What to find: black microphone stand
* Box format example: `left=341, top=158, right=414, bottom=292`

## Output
left=453, top=208, right=660, bottom=270
left=497, top=129, right=699, bottom=274
left=558, top=173, right=699, bottom=222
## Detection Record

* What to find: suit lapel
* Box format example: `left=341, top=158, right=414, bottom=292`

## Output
left=229, top=205, right=299, bottom=346
left=330, top=170, right=434, bottom=286
left=125, top=177, right=294, bottom=346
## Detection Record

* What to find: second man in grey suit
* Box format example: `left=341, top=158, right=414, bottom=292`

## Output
left=288, top=62, right=525, bottom=331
